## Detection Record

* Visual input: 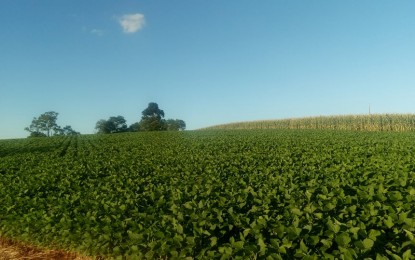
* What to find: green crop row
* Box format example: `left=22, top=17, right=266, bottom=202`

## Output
left=204, top=114, right=415, bottom=132
left=1, top=130, right=415, bottom=259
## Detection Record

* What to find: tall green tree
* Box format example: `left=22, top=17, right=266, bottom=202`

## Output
left=139, top=102, right=167, bottom=131
left=25, top=111, right=79, bottom=137
left=25, top=111, right=59, bottom=137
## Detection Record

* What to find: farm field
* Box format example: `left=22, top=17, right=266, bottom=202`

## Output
left=204, top=114, right=415, bottom=132
left=1, top=130, right=415, bottom=259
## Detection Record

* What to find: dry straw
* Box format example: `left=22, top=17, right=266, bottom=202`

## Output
left=0, top=237, right=99, bottom=260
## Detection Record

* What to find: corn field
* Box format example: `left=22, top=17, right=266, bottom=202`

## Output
left=203, top=114, right=415, bottom=132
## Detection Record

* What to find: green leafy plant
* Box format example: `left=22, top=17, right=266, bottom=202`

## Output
left=1, top=130, right=415, bottom=258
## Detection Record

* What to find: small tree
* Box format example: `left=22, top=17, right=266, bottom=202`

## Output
left=95, top=116, right=128, bottom=134
left=108, top=116, right=128, bottom=133
left=166, top=119, right=186, bottom=131
left=95, top=119, right=111, bottom=134
left=61, top=125, right=80, bottom=136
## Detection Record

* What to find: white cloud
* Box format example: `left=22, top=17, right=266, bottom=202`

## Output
left=118, top=13, right=145, bottom=34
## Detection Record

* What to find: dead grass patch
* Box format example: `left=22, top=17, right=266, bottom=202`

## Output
left=0, top=237, right=102, bottom=260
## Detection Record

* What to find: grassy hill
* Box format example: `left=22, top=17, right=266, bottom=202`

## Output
left=202, top=113, right=415, bottom=132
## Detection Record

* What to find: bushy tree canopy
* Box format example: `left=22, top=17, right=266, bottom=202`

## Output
left=138, top=102, right=186, bottom=132
left=92, top=102, right=185, bottom=134
left=142, top=102, right=165, bottom=119
left=166, top=119, right=186, bottom=131
left=139, top=103, right=167, bottom=131
left=95, top=116, right=128, bottom=134
left=128, top=122, right=141, bottom=132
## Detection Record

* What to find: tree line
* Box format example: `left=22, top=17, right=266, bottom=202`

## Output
left=25, top=111, right=80, bottom=137
left=24, top=102, right=186, bottom=137
left=95, top=102, right=185, bottom=134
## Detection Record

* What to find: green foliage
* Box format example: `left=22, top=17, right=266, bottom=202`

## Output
left=166, top=119, right=186, bottom=131
left=25, top=111, right=79, bottom=137
left=138, top=102, right=186, bottom=131
left=141, top=102, right=165, bottom=119
left=1, top=130, right=415, bottom=259
left=25, top=111, right=59, bottom=137
left=128, top=122, right=141, bottom=132
left=55, top=125, right=81, bottom=136
left=139, top=102, right=167, bottom=131
left=139, top=116, right=167, bottom=131
left=95, top=116, right=128, bottom=134
left=28, top=131, right=47, bottom=138
left=204, top=113, right=415, bottom=132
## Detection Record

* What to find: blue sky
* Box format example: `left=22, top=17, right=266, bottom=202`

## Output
left=1, top=1, right=415, bottom=139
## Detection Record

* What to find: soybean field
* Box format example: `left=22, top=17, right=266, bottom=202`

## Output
left=1, top=130, right=415, bottom=259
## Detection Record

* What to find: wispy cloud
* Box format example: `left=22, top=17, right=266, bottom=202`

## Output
left=118, top=13, right=145, bottom=34
left=82, top=26, right=105, bottom=36
left=91, top=29, right=104, bottom=36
